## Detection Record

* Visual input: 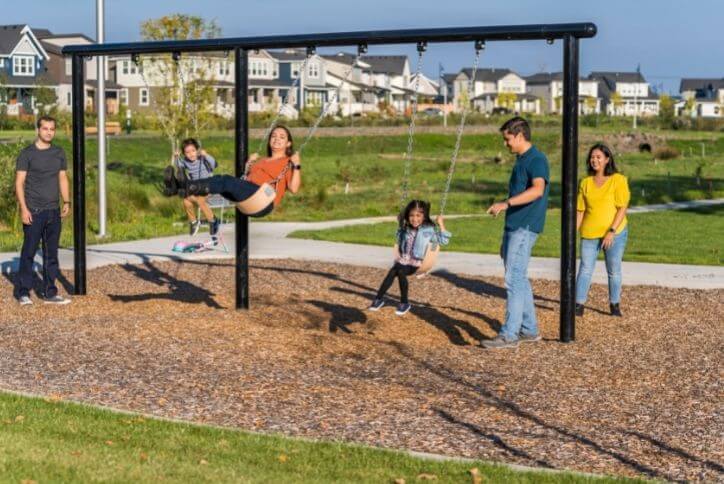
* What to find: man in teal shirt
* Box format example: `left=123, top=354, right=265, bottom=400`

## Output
left=483, top=117, right=549, bottom=349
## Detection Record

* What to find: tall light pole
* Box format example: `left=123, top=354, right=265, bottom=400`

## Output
left=96, top=0, right=107, bottom=237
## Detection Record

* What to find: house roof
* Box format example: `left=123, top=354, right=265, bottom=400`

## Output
left=589, top=71, right=647, bottom=83
left=360, top=55, right=407, bottom=75
left=524, top=72, right=563, bottom=84
left=679, top=78, right=724, bottom=93
left=441, top=73, right=457, bottom=84
left=0, top=25, right=50, bottom=56
left=37, top=32, right=95, bottom=55
left=268, top=49, right=306, bottom=61
left=460, top=67, right=516, bottom=82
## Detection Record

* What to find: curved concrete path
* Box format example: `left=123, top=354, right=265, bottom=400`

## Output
left=1, top=200, right=722, bottom=290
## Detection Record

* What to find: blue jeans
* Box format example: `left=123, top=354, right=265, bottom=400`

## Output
left=207, top=175, right=274, bottom=217
left=499, top=227, right=539, bottom=341
left=18, top=208, right=61, bottom=299
left=576, top=226, right=629, bottom=305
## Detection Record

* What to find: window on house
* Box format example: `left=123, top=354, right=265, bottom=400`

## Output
left=120, top=89, right=128, bottom=105
left=13, top=55, right=35, bottom=76
left=219, top=61, right=226, bottom=76
left=251, top=61, right=258, bottom=76
left=139, top=88, right=149, bottom=106
left=292, top=63, right=300, bottom=78
left=262, top=62, right=268, bottom=76
left=308, top=63, right=319, bottom=78
left=122, top=60, right=129, bottom=75
left=67, top=92, right=71, bottom=106
left=0, top=58, right=4, bottom=67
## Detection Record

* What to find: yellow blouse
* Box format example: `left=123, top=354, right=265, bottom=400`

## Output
left=577, top=173, right=630, bottom=239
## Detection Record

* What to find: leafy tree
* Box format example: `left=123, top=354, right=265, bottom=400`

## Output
left=584, top=96, right=597, bottom=114
left=659, top=94, right=675, bottom=124
left=140, top=14, right=221, bottom=154
left=610, top=91, right=623, bottom=115
left=33, top=73, right=58, bottom=112
left=497, top=92, right=517, bottom=111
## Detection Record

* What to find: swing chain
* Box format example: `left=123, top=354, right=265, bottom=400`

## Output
left=399, top=47, right=426, bottom=210
left=297, top=48, right=363, bottom=154
left=438, top=41, right=484, bottom=217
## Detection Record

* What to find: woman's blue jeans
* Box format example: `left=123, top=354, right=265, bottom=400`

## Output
left=576, top=226, right=629, bottom=305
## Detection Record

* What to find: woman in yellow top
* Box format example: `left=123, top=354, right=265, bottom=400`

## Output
left=576, top=143, right=630, bottom=317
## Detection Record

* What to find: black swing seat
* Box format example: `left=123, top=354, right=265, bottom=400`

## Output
left=236, top=182, right=276, bottom=216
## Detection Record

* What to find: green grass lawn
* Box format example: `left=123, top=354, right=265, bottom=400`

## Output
left=290, top=206, right=723, bottom=266
left=0, top=130, right=721, bottom=254
left=0, top=391, right=640, bottom=483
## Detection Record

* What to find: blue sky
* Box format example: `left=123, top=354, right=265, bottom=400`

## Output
left=6, top=0, right=722, bottom=93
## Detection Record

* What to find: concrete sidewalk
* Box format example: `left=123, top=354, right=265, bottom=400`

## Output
left=1, top=214, right=722, bottom=290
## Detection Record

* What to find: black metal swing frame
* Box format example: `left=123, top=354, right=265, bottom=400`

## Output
left=63, top=22, right=596, bottom=342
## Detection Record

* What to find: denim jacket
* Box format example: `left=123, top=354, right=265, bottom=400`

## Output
left=396, top=224, right=451, bottom=260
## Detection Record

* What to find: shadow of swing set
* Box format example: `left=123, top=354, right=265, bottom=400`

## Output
left=63, top=22, right=596, bottom=342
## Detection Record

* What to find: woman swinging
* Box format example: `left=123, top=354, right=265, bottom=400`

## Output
left=162, top=125, right=301, bottom=217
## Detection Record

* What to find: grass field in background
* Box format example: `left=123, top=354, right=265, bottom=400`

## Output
left=0, top=129, right=721, bottom=255
left=0, top=391, right=641, bottom=483
left=290, top=206, right=723, bottom=266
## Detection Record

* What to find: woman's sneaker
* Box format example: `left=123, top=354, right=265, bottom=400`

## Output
left=395, top=303, right=411, bottom=316
left=610, top=303, right=622, bottom=317
left=18, top=295, right=33, bottom=306
left=481, top=335, right=519, bottom=349
left=368, top=299, right=384, bottom=311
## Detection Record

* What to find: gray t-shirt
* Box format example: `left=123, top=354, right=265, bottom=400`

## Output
left=175, top=154, right=216, bottom=181
left=16, top=143, right=67, bottom=211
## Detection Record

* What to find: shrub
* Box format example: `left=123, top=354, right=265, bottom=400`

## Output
left=653, top=146, right=680, bottom=160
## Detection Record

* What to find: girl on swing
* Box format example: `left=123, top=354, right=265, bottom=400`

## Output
left=368, top=200, right=451, bottom=315
left=162, top=125, right=301, bottom=217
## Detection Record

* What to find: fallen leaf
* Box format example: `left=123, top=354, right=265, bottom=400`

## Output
left=15, top=415, right=25, bottom=422
left=199, top=459, right=208, bottom=465
left=394, top=479, right=406, bottom=484
left=105, top=440, right=114, bottom=446
left=417, top=474, right=437, bottom=480
left=20, top=480, right=37, bottom=484
left=469, top=467, right=482, bottom=484
left=278, top=454, right=288, bottom=463
left=157, top=398, right=168, bottom=406
left=139, top=452, right=149, bottom=463
left=70, top=451, right=82, bottom=457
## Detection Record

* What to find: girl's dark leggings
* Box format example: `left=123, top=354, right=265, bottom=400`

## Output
left=375, top=262, right=418, bottom=303
left=207, top=175, right=274, bottom=217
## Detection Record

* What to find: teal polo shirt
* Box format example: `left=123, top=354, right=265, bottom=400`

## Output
left=504, top=145, right=550, bottom=233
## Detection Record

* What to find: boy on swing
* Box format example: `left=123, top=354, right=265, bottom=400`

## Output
left=175, top=138, right=220, bottom=237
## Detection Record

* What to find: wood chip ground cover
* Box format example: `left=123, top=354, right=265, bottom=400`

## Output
left=0, top=258, right=721, bottom=482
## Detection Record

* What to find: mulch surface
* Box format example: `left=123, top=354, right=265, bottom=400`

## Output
left=1, top=258, right=722, bottom=482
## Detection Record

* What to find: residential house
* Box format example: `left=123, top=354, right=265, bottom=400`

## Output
left=322, top=52, right=380, bottom=116
left=452, top=67, right=540, bottom=114
left=525, top=72, right=600, bottom=114
left=267, top=49, right=335, bottom=115
left=679, top=78, right=723, bottom=118
left=360, top=55, right=412, bottom=113
left=589, top=71, right=659, bottom=116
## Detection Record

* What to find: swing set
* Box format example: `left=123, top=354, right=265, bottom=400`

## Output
left=64, top=23, right=596, bottom=342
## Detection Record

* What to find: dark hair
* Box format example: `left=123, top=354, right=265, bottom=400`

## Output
left=499, top=116, right=531, bottom=141
left=267, top=125, right=294, bottom=157
left=181, top=138, right=200, bottom=151
left=37, top=115, right=56, bottom=129
left=586, top=143, right=618, bottom=176
left=398, top=200, right=434, bottom=230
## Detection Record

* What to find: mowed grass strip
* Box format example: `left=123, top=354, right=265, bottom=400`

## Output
left=0, top=391, right=641, bottom=483
left=290, top=206, right=723, bottom=266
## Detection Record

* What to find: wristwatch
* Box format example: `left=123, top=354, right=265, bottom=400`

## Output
left=608, top=227, right=616, bottom=233
left=505, top=200, right=512, bottom=208
left=292, top=164, right=302, bottom=170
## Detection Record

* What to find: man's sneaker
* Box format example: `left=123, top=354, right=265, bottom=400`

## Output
left=481, top=335, right=519, bottom=349
left=395, top=303, right=412, bottom=316
left=575, top=304, right=585, bottom=317
left=519, top=333, right=542, bottom=343
left=189, top=220, right=201, bottom=236
left=610, top=303, right=622, bottom=317
left=368, top=298, right=385, bottom=311
left=209, top=218, right=220, bottom=237
left=44, top=295, right=71, bottom=305
left=18, top=296, right=33, bottom=306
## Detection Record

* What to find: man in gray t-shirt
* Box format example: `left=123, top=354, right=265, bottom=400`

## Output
left=15, top=116, right=71, bottom=305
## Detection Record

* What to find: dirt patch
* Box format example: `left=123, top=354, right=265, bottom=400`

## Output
left=0, top=258, right=721, bottom=481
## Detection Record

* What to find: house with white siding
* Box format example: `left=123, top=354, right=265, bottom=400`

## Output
left=452, top=67, right=540, bottom=114
left=589, top=71, right=659, bottom=116
left=525, top=72, right=600, bottom=114
left=679, top=78, right=723, bottom=118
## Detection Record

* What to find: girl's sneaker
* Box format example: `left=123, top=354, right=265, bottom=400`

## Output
left=368, top=299, right=384, bottom=311
left=189, top=220, right=201, bottom=236
left=395, top=303, right=411, bottom=316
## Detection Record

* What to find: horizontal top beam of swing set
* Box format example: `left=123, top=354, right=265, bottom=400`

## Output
left=62, top=23, right=596, bottom=56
